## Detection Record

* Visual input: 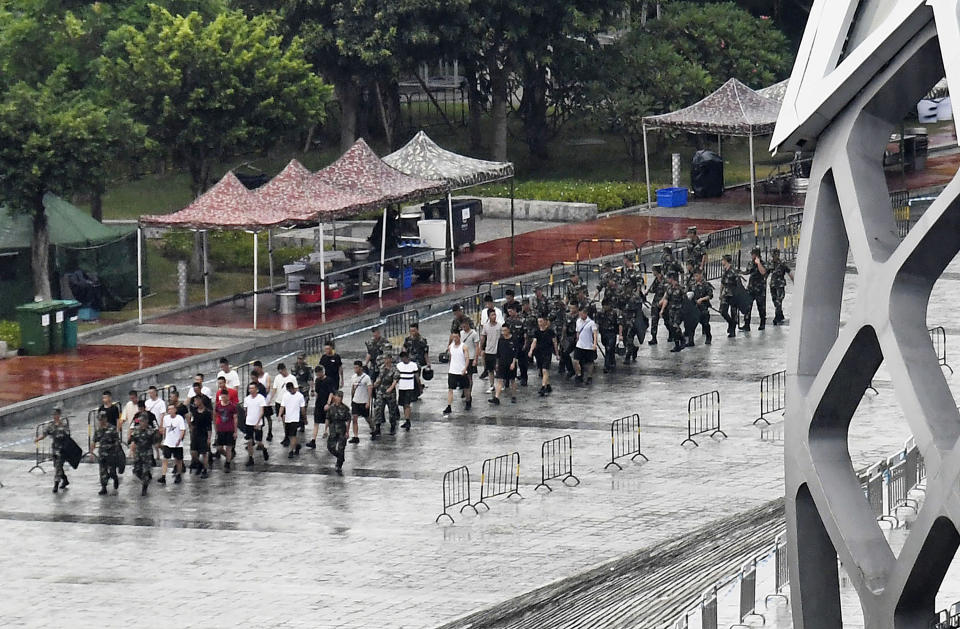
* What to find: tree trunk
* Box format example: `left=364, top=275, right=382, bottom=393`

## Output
left=302, top=124, right=316, bottom=153
left=91, top=185, right=104, bottom=222
left=337, top=80, right=360, bottom=153
left=374, top=81, right=394, bottom=151
left=187, top=162, right=208, bottom=283
left=31, top=199, right=52, bottom=300
left=520, top=63, right=550, bottom=161
left=490, top=65, right=508, bottom=162
left=464, top=61, right=485, bottom=153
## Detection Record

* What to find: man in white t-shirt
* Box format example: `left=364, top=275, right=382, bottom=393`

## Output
left=443, top=333, right=469, bottom=416
left=574, top=306, right=599, bottom=385
left=269, top=363, right=299, bottom=446
left=121, top=390, right=139, bottom=435
left=349, top=361, right=373, bottom=443
left=242, top=382, right=270, bottom=466
left=480, top=309, right=502, bottom=394
left=396, top=352, right=419, bottom=430
left=479, top=294, right=503, bottom=328
left=217, top=358, right=241, bottom=392
left=186, top=373, right=213, bottom=402
left=252, top=361, right=274, bottom=442
left=159, top=403, right=187, bottom=485
left=279, top=381, right=306, bottom=458
left=144, top=386, right=167, bottom=463
left=459, top=318, right=480, bottom=399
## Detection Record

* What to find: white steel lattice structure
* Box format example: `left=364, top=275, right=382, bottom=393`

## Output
left=775, top=2, right=960, bottom=628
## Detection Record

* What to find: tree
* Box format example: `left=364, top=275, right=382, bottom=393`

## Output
left=0, top=71, right=145, bottom=299
left=101, top=5, right=332, bottom=197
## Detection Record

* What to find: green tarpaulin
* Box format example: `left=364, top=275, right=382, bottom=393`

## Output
left=0, top=193, right=143, bottom=318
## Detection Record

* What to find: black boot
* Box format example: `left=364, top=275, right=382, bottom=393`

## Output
left=758, top=319, right=766, bottom=331
left=52, top=481, right=59, bottom=493
left=99, top=485, right=108, bottom=495
left=670, top=340, right=684, bottom=353
left=648, top=335, right=657, bottom=346
left=705, top=334, right=712, bottom=345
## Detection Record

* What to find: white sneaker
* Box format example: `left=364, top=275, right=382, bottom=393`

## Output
left=485, top=386, right=494, bottom=394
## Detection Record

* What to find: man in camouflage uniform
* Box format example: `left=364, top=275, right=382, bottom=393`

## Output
left=565, top=274, right=584, bottom=305
left=684, top=226, right=706, bottom=274
left=324, top=390, right=351, bottom=474
left=128, top=412, right=157, bottom=496
left=449, top=304, right=467, bottom=334
left=740, top=247, right=768, bottom=331
left=619, top=290, right=644, bottom=362
left=403, top=323, right=429, bottom=399
left=372, top=354, right=400, bottom=435
left=364, top=327, right=392, bottom=381
left=620, top=256, right=643, bottom=293
left=503, top=303, right=528, bottom=386
left=596, top=298, right=620, bottom=372
left=684, top=260, right=697, bottom=293
left=529, top=287, right=550, bottom=318
left=660, top=245, right=683, bottom=277
left=93, top=413, right=122, bottom=495
left=647, top=265, right=667, bottom=345
left=767, top=249, right=794, bottom=325
left=521, top=299, right=540, bottom=381
left=35, top=405, right=70, bottom=493
left=559, top=303, right=579, bottom=378
left=719, top=254, right=741, bottom=338
left=689, top=268, right=714, bottom=346
left=659, top=272, right=686, bottom=353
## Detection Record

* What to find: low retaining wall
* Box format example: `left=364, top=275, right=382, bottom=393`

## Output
left=468, top=197, right=597, bottom=222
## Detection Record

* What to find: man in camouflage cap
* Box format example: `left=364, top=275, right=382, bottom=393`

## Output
left=35, top=405, right=70, bottom=493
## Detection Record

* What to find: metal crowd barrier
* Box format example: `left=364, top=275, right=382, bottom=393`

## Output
left=435, top=465, right=478, bottom=524
left=701, top=226, right=743, bottom=282
left=30, top=418, right=71, bottom=473
left=303, top=331, right=334, bottom=365
left=383, top=309, right=420, bottom=348
left=886, top=452, right=919, bottom=516
left=700, top=585, right=719, bottom=629
left=931, top=600, right=960, bottom=628
left=860, top=464, right=898, bottom=528
left=891, top=189, right=911, bottom=238
left=930, top=326, right=953, bottom=375
left=682, top=391, right=726, bottom=447
left=755, top=370, right=786, bottom=426
left=85, top=409, right=101, bottom=462
left=475, top=452, right=522, bottom=510
left=138, top=384, right=176, bottom=403
left=730, top=559, right=765, bottom=628
left=535, top=435, right=580, bottom=492
left=604, top=413, right=648, bottom=470
left=574, top=238, right=640, bottom=263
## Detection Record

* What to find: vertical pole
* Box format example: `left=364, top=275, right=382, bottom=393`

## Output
left=136, top=226, right=143, bottom=324
left=202, top=230, right=209, bottom=306
left=319, top=222, right=326, bottom=315
left=510, top=179, right=516, bottom=269
left=447, top=192, right=457, bottom=283
left=749, top=133, right=757, bottom=239
left=718, top=134, right=722, bottom=154
left=267, top=230, right=274, bottom=290
left=642, top=123, right=652, bottom=210
left=332, top=218, right=337, bottom=249
left=253, top=231, right=259, bottom=330
left=378, top=207, right=388, bottom=298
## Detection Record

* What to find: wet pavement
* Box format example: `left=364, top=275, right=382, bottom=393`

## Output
left=0, top=249, right=957, bottom=628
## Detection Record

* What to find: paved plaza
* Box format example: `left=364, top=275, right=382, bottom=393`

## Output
left=0, top=253, right=958, bottom=628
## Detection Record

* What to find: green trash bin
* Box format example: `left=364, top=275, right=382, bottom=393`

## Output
left=54, top=299, right=81, bottom=350
left=48, top=301, right=66, bottom=353
left=15, top=302, right=55, bottom=356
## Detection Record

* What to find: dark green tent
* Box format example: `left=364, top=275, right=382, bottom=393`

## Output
left=0, top=193, right=144, bottom=319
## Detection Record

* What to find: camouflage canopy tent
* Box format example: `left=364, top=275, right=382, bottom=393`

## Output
left=641, top=78, right=784, bottom=221
left=0, top=194, right=141, bottom=319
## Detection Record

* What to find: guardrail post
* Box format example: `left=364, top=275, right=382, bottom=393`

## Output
left=476, top=452, right=522, bottom=511
left=764, top=534, right=789, bottom=607
left=605, top=413, right=648, bottom=470
left=29, top=421, right=51, bottom=473
left=85, top=409, right=99, bottom=462
left=755, top=370, right=786, bottom=426
left=682, top=391, right=725, bottom=447
left=535, top=435, right=580, bottom=492
left=435, top=465, right=479, bottom=524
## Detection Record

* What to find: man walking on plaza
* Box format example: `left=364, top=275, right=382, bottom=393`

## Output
left=121, top=390, right=139, bottom=434
left=214, top=390, right=237, bottom=473
left=269, top=363, right=298, bottom=446
left=159, top=403, right=186, bottom=485
left=92, top=412, right=121, bottom=495
left=741, top=247, right=768, bottom=331
left=189, top=394, right=212, bottom=478
left=306, top=366, right=335, bottom=450
left=35, top=405, right=70, bottom=493
left=480, top=308, right=502, bottom=394
left=242, top=382, right=270, bottom=466
left=99, top=390, right=120, bottom=433
left=490, top=325, right=518, bottom=404
left=443, top=333, right=469, bottom=416
left=573, top=306, right=599, bottom=385
left=279, top=381, right=305, bottom=457
left=217, top=358, right=241, bottom=392
left=128, top=411, right=156, bottom=495
left=349, top=360, right=373, bottom=443
left=460, top=318, right=480, bottom=398
left=324, top=390, right=350, bottom=474
left=396, top=352, right=419, bottom=430
left=372, top=354, right=400, bottom=436
left=144, top=386, right=166, bottom=465
left=528, top=316, right=559, bottom=396
left=767, top=249, right=794, bottom=325
left=319, top=341, right=344, bottom=390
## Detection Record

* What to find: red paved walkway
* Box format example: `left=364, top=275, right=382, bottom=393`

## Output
left=0, top=345, right=206, bottom=409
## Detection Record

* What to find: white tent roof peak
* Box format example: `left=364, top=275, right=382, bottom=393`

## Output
left=383, top=131, right=514, bottom=190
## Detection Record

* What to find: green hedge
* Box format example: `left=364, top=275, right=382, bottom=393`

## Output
left=0, top=320, right=20, bottom=350
left=160, top=231, right=312, bottom=269
left=474, top=180, right=651, bottom=212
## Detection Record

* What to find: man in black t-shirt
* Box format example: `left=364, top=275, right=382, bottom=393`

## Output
left=98, top=390, right=121, bottom=433
left=528, top=317, right=559, bottom=397
left=319, top=342, right=344, bottom=390
left=189, top=395, right=213, bottom=478
left=306, top=367, right=336, bottom=449
left=490, top=326, right=518, bottom=405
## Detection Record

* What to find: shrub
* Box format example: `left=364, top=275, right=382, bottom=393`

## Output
left=160, top=231, right=311, bottom=269
left=473, top=180, right=650, bottom=212
left=0, top=320, right=21, bottom=350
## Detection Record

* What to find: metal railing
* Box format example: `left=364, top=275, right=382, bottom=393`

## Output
left=535, top=435, right=580, bottom=492
left=383, top=309, right=420, bottom=348
left=30, top=418, right=72, bottom=473
left=435, top=466, right=478, bottom=524
left=682, top=391, right=726, bottom=447
left=475, top=452, right=522, bottom=510
left=604, top=413, right=648, bottom=470
left=756, top=370, right=786, bottom=426
left=930, top=326, right=953, bottom=375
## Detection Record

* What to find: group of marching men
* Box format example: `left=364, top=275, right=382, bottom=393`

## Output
left=31, top=226, right=795, bottom=496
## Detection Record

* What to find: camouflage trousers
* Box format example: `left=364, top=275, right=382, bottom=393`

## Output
left=99, top=455, right=118, bottom=487
left=373, top=392, right=399, bottom=428
left=771, top=286, right=786, bottom=318
left=133, top=454, right=152, bottom=485
left=52, top=454, right=67, bottom=483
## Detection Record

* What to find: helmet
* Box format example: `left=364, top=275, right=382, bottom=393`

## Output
left=421, top=366, right=434, bottom=381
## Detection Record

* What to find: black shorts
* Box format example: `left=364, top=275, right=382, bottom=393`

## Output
left=398, top=389, right=417, bottom=406
left=215, top=431, right=235, bottom=447
left=161, top=446, right=184, bottom=460
left=314, top=405, right=326, bottom=423
left=351, top=402, right=368, bottom=418
left=192, top=431, right=210, bottom=454
left=466, top=363, right=477, bottom=376
left=484, top=354, right=497, bottom=372
left=496, top=366, right=516, bottom=382
left=284, top=422, right=299, bottom=438
left=575, top=348, right=597, bottom=364
left=263, top=405, right=274, bottom=418
left=242, top=424, right=264, bottom=442
left=447, top=374, right=469, bottom=390
left=534, top=353, right=553, bottom=371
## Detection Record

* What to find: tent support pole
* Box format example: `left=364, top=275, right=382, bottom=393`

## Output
left=378, top=207, right=388, bottom=299
left=510, top=179, right=516, bottom=269
left=642, top=123, right=652, bottom=210
left=202, top=230, right=209, bottom=307
left=253, top=231, right=259, bottom=330
left=749, top=133, right=757, bottom=242
left=447, top=192, right=456, bottom=283
left=718, top=134, right=722, bottom=154
left=137, top=227, right=143, bottom=324
left=319, top=222, right=326, bottom=316
left=268, top=230, right=274, bottom=290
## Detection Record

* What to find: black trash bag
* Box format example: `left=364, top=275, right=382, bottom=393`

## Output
left=67, top=269, right=102, bottom=310
left=691, top=150, right=724, bottom=198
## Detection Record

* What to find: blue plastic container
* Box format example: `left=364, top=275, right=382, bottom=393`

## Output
left=656, top=187, right=689, bottom=208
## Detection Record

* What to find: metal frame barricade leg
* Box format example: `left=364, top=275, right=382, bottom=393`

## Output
left=764, top=533, right=790, bottom=607
left=29, top=420, right=52, bottom=473
left=930, top=325, right=953, bottom=375
left=435, top=466, right=478, bottom=524
left=605, top=413, right=648, bottom=470
left=475, top=452, right=522, bottom=511
left=85, top=410, right=99, bottom=462
left=730, top=559, right=765, bottom=628
left=755, top=370, right=786, bottom=426
left=535, top=435, right=580, bottom=492
left=682, top=391, right=725, bottom=447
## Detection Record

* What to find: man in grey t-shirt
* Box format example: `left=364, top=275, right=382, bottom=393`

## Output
left=480, top=309, right=502, bottom=394
left=460, top=318, right=481, bottom=395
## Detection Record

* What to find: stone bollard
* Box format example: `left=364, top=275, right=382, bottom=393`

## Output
left=177, top=260, right=188, bottom=309
left=672, top=153, right=681, bottom=188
